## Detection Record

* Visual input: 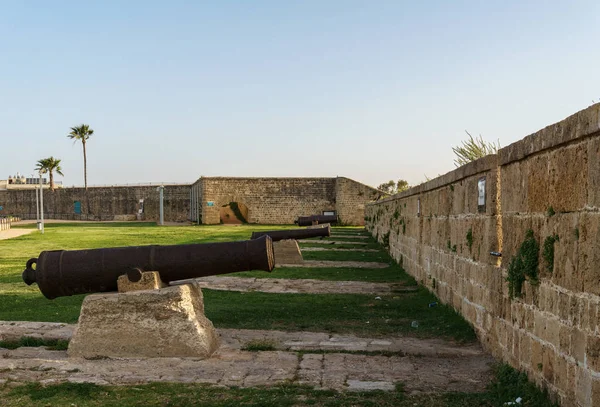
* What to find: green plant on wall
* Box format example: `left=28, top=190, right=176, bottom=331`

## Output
left=546, top=206, right=555, bottom=217
left=382, top=231, right=390, bottom=248
left=542, top=234, right=559, bottom=273
left=507, top=229, right=540, bottom=299
left=466, top=228, right=473, bottom=251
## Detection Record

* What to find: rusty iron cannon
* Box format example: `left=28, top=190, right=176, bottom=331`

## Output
left=250, top=224, right=331, bottom=242
left=22, top=236, right=275, bottom=299
left=295, top=214, right=338, bottom=226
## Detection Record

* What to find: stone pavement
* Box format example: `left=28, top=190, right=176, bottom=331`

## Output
left=278, top=260, right=388, bottom=268
left=0, top=323, right=494, bottom=393
left=299, top=240, right=369, bottom=245
left=182, top=276, right=416, bottom=295
left=0, top=322, right=486, bottom=357
left=301, top=247, right=378, bottom=252
left=329, top=235, right=369, bottom=239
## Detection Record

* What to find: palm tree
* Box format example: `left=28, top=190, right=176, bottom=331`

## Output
left=68, top=124, right=94, bottom=189
left=35, top=157, right=64, bottom=191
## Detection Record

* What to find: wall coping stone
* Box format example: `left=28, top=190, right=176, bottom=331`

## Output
left=498, top=103, right=600, bottom=166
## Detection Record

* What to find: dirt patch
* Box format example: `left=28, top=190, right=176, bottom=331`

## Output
left=0, top=229, right=34, bottom=240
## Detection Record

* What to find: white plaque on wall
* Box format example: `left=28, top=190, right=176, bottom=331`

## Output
left=478, top=177, right=486, bottom=211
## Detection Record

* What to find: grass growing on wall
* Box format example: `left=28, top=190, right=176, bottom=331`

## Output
left=507, top=230, right=540, bottom=299
left=542, top=234, right=559, bottom=273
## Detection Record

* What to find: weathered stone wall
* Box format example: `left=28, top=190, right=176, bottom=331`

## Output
left=336, top=177, right=381, bottom=225
left=0, top=177, right=377, bottom=225
left=197, top=177, right=336, bottom=224
left=193, top=177, right=378, bottom=225
left=0, top=185, right=191, bottom=222
left=366, top=104, right=600, bottom=407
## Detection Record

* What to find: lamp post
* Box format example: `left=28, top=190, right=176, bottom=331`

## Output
left=157, top=185, right=164, bottom=226
left=39, top=171, right=44, bottom=234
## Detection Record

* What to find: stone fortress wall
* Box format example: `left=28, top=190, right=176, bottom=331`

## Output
left=365, top=103, right=600, bottom=407
left=190, top=176, right=379, bottom=225
left=0, top=177, right=379, bottom=225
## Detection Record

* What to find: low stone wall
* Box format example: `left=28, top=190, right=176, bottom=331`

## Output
left=366, top=103, right=600, bottom=407
left=0, top=185, right=191, bottom=223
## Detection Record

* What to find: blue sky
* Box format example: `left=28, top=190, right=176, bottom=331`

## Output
left=0, top=1, right=598, bottom=187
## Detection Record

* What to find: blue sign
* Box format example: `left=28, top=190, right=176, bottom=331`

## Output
left=207, top=201, right=214, bottom=207
left=0, top=206, right=3, bottom=211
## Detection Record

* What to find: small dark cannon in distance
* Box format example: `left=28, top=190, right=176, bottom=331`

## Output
left=295, top=215, right=338, bottom=226
left=250, top=224, right=331, bottom=242
left=22, top=236, right=275, bottom=299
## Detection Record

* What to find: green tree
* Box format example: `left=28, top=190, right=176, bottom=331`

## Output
left=452, top=131, right=499, bottom=167
left=377, top=179, right=410, bottom=195
left=35, top=156, right=64, bottom=191
left=396, top=179, right=409, bottom=192
left=68, top=124, right=94, bottom=190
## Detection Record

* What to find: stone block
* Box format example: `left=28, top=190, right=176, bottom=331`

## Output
left=586, top=334, right=600, bottom=372
left=548, top=142, right=588, bottom=213
left=578, top=213, right=600, bottom=296
left=68, top=283, right=219, bottom=359
left=273, top=239, right=304, bottom=265
left=117, top=271, right=166, bottom=293
left=526, top=154, right=550, bottom=213
left=576, top=366, right=592, bottom=407
left=500, top=161, right=528, bottom=213
left=571, top=328, right=586, bottom=363
left=588, top=137, right=600, bottom=208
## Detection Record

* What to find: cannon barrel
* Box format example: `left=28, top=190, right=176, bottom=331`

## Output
left=250, top=225, right=331, bottom=242
left=23, top=235, right=275, bottom=300
left=295, top=215, right=338, bottom=227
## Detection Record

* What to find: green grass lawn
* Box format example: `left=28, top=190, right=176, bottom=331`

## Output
left=0, top=222, right=473, bottom=342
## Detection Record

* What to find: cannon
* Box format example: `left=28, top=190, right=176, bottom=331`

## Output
left=295, top=214, right=338, bottom=226
left=23, top=235, right=275, bottom=299
left=250, top=225, right=330, bottom=242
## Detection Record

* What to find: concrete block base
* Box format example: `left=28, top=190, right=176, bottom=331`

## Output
left=273, top=239, right=304, bottom=265
left=68, top=283, right=219, bottom=359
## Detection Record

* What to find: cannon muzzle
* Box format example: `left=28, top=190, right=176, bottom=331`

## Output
left=23, top=235, right=275, bottom=299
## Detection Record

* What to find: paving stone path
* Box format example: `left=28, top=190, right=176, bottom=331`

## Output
left=299, top=240, right=369, bottom=245
left=279, top=260, right=388, bottom=268
left=0, top=322, right=494, bottom=393
left=329, top=235, right=369, bottom=239
left=301, top=247, right=378, bottom=252
left=0, top=322, right=486, bottom=357
left=172, top=276, right=416, bottom=295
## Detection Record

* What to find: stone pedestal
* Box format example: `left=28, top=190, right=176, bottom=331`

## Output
left=273, top=239, right=304, bottom=265
left=68, top=283, right=219, bottom=359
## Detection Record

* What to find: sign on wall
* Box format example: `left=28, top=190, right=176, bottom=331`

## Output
left=478, top=177, right=486, bottom=212
left=207, top=201, right=214, bottom=207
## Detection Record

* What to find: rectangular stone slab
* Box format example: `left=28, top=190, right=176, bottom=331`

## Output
left=273, top=239, right=304, bottom=265
left=68, top=283, right=219, bottom=359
